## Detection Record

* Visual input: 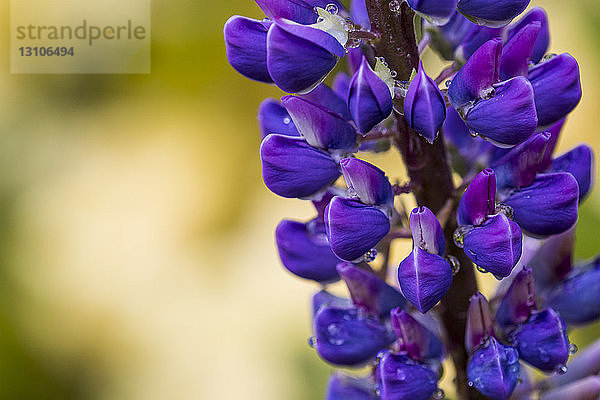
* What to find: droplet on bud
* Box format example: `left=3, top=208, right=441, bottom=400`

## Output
left=308, top=336, right=317, bottom=348
left=363, top=248, right=378, bottom=262
left=467, top=381, right=474, bottom=387
left=446, top=255, right=461, bottom=276
left=555, top=364, right=568, bottom=375
left=325, top=3, right=339, bottom=14
left=569, top=343, right=578, bottom=354
left=481, top=86, right=495, bottom=100
left=433, top=388, right=445, bottom=399
left=389, top=0, right=400, bottom=12
left=495, top=203, right=514, bottom=220
left=445, top=80, right=451, bottom=88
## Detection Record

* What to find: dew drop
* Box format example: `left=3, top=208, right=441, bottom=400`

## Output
left=569, top=343, right=578, bottom=355
left=469, top=130, right=478, bottom=138
left=307, top=336, right=317, bottom=348
left=495, top=203, right=514, bottom=220
left=388, top=0, right=400, bottom=12
left=325, top=3, right=339, bottom=14
left=433, top=388, right=445, bottom=399
left=453, top=225, right=472, bottom=248
left=555, top=364, right=568, bottom=375
left=506, top=348, right=519, bottom=364
left=445, top=80, right=451, bottom=88
left=363, top=248, right=378, bottom=262
left=467, top=381, right=474, bottom=387
left=327, top=323, right=345, bottom=345
left=446, top=255, right=460, bottom=276
left=283, top=117, right=291, bottom=125
left=390, top=70, right=397, bottom=78
left=481, top=86, right=495, bottom=100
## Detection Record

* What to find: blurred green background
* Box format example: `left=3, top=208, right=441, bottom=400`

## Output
left=0, top=0, right=598, bottom=399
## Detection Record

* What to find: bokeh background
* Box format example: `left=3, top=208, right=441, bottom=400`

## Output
left=0, top=0, right=598, bottom=399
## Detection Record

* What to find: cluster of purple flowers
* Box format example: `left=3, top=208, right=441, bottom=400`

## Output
left=224, top=0, right=598, bottom=398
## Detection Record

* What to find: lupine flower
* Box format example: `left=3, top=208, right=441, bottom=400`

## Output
left=398, top=206, right=452, bottom=312
left=313, top=290, right=352, bottom=316
left=505, top=7, right=549, bottom=63
left=298, top=82, right=352, bottom=121
left=455, top=24, right=503, bottom=62
left=340, top=158, right=394, bottom=206
left=255, top=0, right=345, bottom=25
left=257, top=98, right=299, bottom=138
left=376, top=351, right=439, bottom=400
left=404, top=61, right=446, bottom=143
left=350, top=0, right=370, bottom=30
left=348, top=56, right=394, bottom=134
left=390, top=308, right=443, bottom=360
left=550, top=144, right=594, bottom=202
left=496, top=266, right=537, bottom=331
left=456, top=0, right=530, bottom=27
left=325, top=373, right=378, bottom=400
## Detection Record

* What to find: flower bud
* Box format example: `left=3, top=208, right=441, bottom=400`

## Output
left=551, top=145, right=594, bottom=202
left=256, top=0, right=345, bottom=25
left=503, top=172, right=579, bottom=237
left=465, top=292, right=495, bottom=352
left=404, top=61, right=447, bottom=143
left=267, top=18, right=345, bottom=93
left=409, top=206, right=446, bottom=255
left=467, top=337, right=520, bottom=400
left=348, top=57, right=394, bottom=134
left=325, top=197, right=390, bottom=261
left=337, top=263, right=406, bottom=317
left=500, top=21, right=542, bottom=80
left=457, top=168, right=496, bottom=226
left=456, top=0, right=530, bottom=28
left=398, top=247, right=452, bottom=313
left=377, top=352, right=439, bottom=400
left=276, top=219, right=341, bottom=282
left=496, top=266, right=536, bottom=331
left=340, top=158, right=394, bottom=206
left=224, top=16, right=273, bottom=83
left=326, top=373, right=378, bottom=400
left=390, top=308, right=443, bottom=361
left=505, top=7, right=550, bottom=64
left=514, top=308, right=569, bottom=372
left=314, top=306, right=394, bottom=365
left=528, top=53, right=582, bottom=128
left=260, top=134, right=341, bottom=198
left=539, top=118, right=566, bottom=171
left=257, top=98, right=299, bottom=138
left=281, top=95, right=357, bottom=151
left=406, top=0, right=457, bottom=23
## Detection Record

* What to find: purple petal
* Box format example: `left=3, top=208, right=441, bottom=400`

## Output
left=546, top=256, right=600, bottom=325
left=255, top=0, right=345, bottom=25
left=456, top=0, right=530, bottom=27
left=267, top=20, right=344, bottom=93
left=500, top=21, right=541, bottom=80
left=326, top=373, right=378, bottom=400
left=313, top=290, right=352, bottom=317
left=325, top=197, right=390, bottom=261
left=458, top=168, right=496, bottom=226
left=456, top=25, right=504, bottom=62
left=491, top=131, right=551, bottom=190
left=504, top=172, right=579, bottom=236
left=224, top=16, right=273, bottom=83
left=467, top=337, right=520, bottom=400
left=404, top=61, right=447, bottom=143
left=443, top=105, right=494, bottom=166
left=541, top=377, right=600, bottom=400
left=514, top=308, right=569, bottom=372
left=276, top=219, right=341, bottom=282
left=340, top=158, right=393, bottom=206
left=312, top=189, right=337, bottom=222
left=425, top=11, right=477, bottom=60
left=314, top=306, right=394, bottom=365
left=390, top=308, right=444, bottom=360
left=505, top=7, right=550, bottom=63
left=350, top=0, right=371, bottom=30
left=257, top=98, right=299, bottom=138
left=528, top=53, right=582, bottom=128
left=260, top=134, right=340, bottom=198
left=551, top=145, right=595, bottom=202
left=409, top=206, right=446, bottom=255
left=495, top=266, right=536, bottom=331
left=281, top=95, right=357, bottom=151
left=448, top=38, right=502, bottom=109
left=346, top=47, right=363, bottom=73
left=377, top=352, right=438, bottom=400
left=332, top=72, right=351, bottom=100
left=463, top=76, right=538, bottom=147
left=299, top=82, right=352, bottom=121
left=529, top=227, right=574, bottom=291
left=406, top=0, right=457, bottom=20
left=463, top=213, right=522, bottom=277
left=539, top=118, right=566, bottom=171
left=465, top=292, right=496, bottom=352
left=544, top=337, right=600, bottom=388
left=398, top=247, right=452, bottom=313
left=348, top=56, right=393, bottom=134
left=337, top=263, right=406, bottom=317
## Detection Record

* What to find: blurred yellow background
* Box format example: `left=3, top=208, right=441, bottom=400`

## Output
left=0, top=0, right=598, bottom=399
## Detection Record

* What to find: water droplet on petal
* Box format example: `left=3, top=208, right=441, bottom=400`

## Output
left=453, top=225, right=473, bottom=248
left=327, top=323, right=345, bottom=345
left=390, top=70, right=397, bottom=78
left=445, top=80, right=451, bottom=88
left=467, top=381, right=474, bottom=387
left=569, top=343, right=578, bottom=355
left=469, top=130, right=478, bottom=138
left=481, top=86, right=495, bottom=100
left=307, top=336, right=317, bottom=348
left=388, top=0, right=400, bottom=12
left=433, top=388, right=445, bottom=399
left=325, top=3, right=339, bottom=14
left=555, top=364, right=568, bottom=375
left=445, top=255, right=460, bottom=275
left=476, top=265, right=487, bottom=274
left=283, top=117, right=291, bottom=125
left=363, top=248, right=378, bottom=262
left=495, top=203, right=514, bottom=220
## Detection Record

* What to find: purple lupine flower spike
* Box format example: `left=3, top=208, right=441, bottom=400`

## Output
left=224, top=16, right=273, bottom=83
left=326, top=373, right=378, bottom=400
left=281, top=95, right=357, bottom=151
left=551, top=145, right=595, bottom=202
left=503, top=172, right=579, bottom=237
left=313, top=290, right=352, bottom=316
left=276, top=219, right=341, bottom=282
left=528, top=53, right=582, bottom=128
left=457, top=168, right=496, bottom=226
left=376, top=352, right=439, bottom=400
left=337, top=263, right=406, bottom=317
left=255, top=0, right=345, bottom=25
left=465, top=292, right=495, bottom=352
left=406, top=0, right=457, bottom=24
left=546, top=256, right=600, bottom=325
left=495, top=266, right=536, bottom=331
left=266, top=18, right=346, bottom=94
left=257, top=98, right=299, bottom=138
left=491, top=131, right=551, bottom=191
left=390, top=308, right=443, bottom=360
left=314, top=306, right=395, bottom=365
left=299, top=83, right=352, bottom=121
left=325, top=197, right=391, bottom=261
left=506, top=7, right=550, bottom=64
left=404, top=61, right=447, bottom=143
left=260, top=134, right=341, bottom=198
left=399, top=207, right=452, bottom=312
left=456, top=0, right=530, bottom=28
left=340, top=158, right=394, bottom=206
left=348, top=56, right=394, bottom=134
left=513, top=308, right=570, bottom=372
left=500, top=21, right=542, bottom=80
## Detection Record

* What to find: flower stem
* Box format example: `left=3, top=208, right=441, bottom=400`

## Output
left=364, top=1, right=481, bottom=398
